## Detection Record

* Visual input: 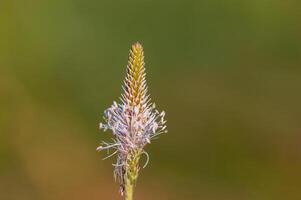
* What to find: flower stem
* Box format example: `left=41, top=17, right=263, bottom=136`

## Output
left=124, top=151, right=141, bottom=200
left=125, top=180, right=134, bottom=200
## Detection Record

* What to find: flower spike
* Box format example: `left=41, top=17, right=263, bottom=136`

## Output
left=98, top=42, right=167, bottom=200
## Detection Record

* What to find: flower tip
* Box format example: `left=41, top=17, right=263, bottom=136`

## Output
left=132, top=42, right=143, bottom=51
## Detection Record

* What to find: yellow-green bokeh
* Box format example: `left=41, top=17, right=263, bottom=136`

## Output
left=1, top=0, right=301, bottom=199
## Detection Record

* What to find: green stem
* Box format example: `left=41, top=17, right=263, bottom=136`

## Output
left=124, top=151, right=141, bottom=200
left=125, top=180, right=134, bottom=200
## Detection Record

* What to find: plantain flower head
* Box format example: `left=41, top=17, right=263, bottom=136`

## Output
left=97, top=42, right=167, bottom=195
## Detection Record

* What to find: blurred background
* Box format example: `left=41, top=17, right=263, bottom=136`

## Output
left=1, top=0, right=301, bottom=199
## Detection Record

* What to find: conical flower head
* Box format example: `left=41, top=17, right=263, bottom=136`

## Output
left=97, top=42, right=167, bottom=194
left=123, top=43, right=147, bottom=107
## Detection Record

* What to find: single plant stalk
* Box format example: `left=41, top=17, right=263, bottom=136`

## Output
left=125, top=151, right=141, bottom=200
left=97, top=42, right=167, bottom=200
left=125, top=183, right=133, bottom=200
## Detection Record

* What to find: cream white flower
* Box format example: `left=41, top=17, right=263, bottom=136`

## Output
left=97, top=43, right=167, bottom=197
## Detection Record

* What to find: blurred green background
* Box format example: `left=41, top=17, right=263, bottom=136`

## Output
left=1, top=0, right=301, bottom=199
